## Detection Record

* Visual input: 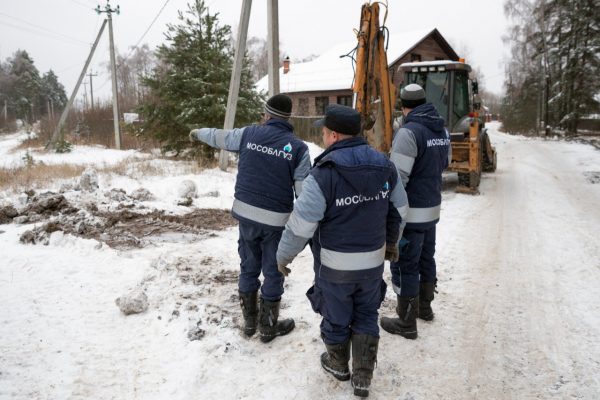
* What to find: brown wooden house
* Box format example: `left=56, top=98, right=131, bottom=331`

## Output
left=256, top=28, right=459, bottom=117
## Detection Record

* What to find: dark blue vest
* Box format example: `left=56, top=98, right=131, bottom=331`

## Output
left=311, top=137, right=398, bottom=282
left=234, top=119, right=308, bottom=220
left=403, top=103, right=449, bottom=228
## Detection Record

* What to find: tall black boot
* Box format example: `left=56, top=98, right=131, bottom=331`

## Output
left=238, top=290, right=258, bottom=337
left=258, top=298, right=295, bottom=343
left=418, top=281, right=436, bottom=321
left=380, top=295, right=418, bottom=339
left=320, top=340, right=351, bottom=381
left=351, top=334, right=379, bottom=398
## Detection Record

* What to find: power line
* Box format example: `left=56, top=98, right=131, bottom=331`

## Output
left=96, top=0, right=172, bottom=92
left=0, top=19, right=89, bottom=47
left=0, top=12, right=91, bottom=45
left=68, top=0, right=96, bottom=10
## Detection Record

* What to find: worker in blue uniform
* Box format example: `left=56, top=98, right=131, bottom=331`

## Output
left=190, top=94, right=310, bottom=343
left=276, top=104, right=408, bottom=397
left=380, top=83, right=451, bottom=339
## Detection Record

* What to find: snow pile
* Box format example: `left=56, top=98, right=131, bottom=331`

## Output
left=1, top=125, right=599, bottom=399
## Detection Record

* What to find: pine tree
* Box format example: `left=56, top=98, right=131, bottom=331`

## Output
left=41, top=70, right=67, bottom=117
left=138, top=0, right=264, bottom=153
left=8, top=50, right=42, bottom=123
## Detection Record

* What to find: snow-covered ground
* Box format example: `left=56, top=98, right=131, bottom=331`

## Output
left=1, top=122, right=599, bottom=399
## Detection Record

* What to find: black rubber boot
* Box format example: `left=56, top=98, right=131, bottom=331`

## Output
left=418, top=281, right=436, bottom=321
left=320, top=340, right=351, bottom=381
left=239, top=290, right=258, bottom=337
left=258, top=298, right=295, bottom=343
left=351, top=334, right=379, bottom=398
left=380, top=295, right=418, bottom=339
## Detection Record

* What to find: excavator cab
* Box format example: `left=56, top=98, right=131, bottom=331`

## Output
left=399, top=61, right=497, bottom=193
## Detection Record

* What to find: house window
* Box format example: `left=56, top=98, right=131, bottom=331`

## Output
left=337, top=95, right=352, bottom=107
left=411, top=53, right=422, bottom=62
left=298, top=98, right=308, bottom=116
left=315, top=96, right=329, bottom=115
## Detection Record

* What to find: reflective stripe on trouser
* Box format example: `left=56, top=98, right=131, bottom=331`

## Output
left=306, top=276, right=386, bottom=344
left=237, top=221, right=284, bottom=301
left=232, top=199, right=291, bottom=227
left=390, top=225, right=437, bottom=297
left=320, top=245, right=385, bottom=271
left=406, top=205, right=441, bottom=224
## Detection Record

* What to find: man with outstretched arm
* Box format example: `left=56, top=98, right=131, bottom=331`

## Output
left=189, top=94, right=310, bottom=343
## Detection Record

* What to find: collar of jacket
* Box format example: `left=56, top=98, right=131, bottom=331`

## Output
left=264, top=118, right=294, bottom=132
left=314, top=136, right=367, bottom=166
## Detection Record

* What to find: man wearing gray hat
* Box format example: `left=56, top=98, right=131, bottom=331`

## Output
left=380, top=83, right=451, bottom=339
left=189, top=94, right=310, bottom=343
left=276, top=104, right=408, bottom=397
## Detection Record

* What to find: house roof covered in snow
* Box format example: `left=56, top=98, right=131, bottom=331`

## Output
left=255, top=28, right=458, bottom=94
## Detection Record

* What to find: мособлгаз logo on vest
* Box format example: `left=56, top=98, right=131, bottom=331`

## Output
left=383, top=182, right=389, bottom=190
left=283, top=143, right=292, bottom=153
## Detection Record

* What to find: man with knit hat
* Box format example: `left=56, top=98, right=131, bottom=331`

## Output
left=190, top=94, right=310, bottom=343
left=380, top=83, right=451, bottom=340
left=276, top=104, right=408, bottom=397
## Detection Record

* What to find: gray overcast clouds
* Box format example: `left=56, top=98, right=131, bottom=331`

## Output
left=0, top=0, right=508, bottom=101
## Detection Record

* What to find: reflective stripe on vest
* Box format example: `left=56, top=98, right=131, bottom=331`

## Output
left=232, top=199, right=290, bottom=227
left=320, top=245, right=385, bottom=271
left=406, top=205, right=441, bottom=224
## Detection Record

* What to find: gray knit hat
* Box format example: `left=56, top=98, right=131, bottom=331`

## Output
left=400, top=83, right=426, bottom=109
left=264, top=94, right=292, bottom=119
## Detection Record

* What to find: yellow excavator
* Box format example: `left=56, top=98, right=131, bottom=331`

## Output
left=352, top=1, right=496, bottom=193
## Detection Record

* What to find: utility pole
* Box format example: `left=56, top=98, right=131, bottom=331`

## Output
left=218, top=0, right=252, bottom=170
left=267, top=0, right=280, bottom=96
left=87, top=69, right=98, bottom=109
left=97, top=1, right=122, bottom=149
left=47, top=19, right=107, bottom=149
left=83, top=81, right=89, bottom=110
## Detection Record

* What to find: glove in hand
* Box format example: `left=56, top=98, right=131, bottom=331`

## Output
left=189, top=129, right=197, bottom=143
left=278, top=262, right=291, bottom=277
left=384, top=243, right=399, bottom=262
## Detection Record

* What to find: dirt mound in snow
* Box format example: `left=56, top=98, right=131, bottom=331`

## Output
left=17, top=194, right=237, bottom=248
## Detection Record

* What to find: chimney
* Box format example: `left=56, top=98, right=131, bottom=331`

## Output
left=283, top=56, right=290, bottom=74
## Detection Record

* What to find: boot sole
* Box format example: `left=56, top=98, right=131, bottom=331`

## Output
left=353, top=386, right=369, bottom=397
left=418, top=314, right=434, bottom=321
left=380, top=319, right=418, bottom=339
left=321, top=362, right=350, bottom=381
left=259, top=321, right=295, bottom=343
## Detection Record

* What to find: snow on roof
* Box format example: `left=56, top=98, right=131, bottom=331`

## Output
left=256, top=28, right=434, bottom=94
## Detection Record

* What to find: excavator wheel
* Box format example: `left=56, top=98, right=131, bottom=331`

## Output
left=482, top=132, right=497, bottom=173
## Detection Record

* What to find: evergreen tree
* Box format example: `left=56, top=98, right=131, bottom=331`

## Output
left=138, top=0, right=264, bottom=153
left=502, top=0, right=600, bottom=134
left=8, top=50, right=42, bottom=122
left=41, top=70, right=67, bottom=117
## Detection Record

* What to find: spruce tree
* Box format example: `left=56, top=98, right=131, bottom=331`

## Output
left=138, top=0, right=264, bottom=153
left=8, top=50, right=42, bottom=123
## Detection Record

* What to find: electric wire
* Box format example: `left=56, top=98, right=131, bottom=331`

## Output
left=95, top=0, right=172, bottom=92
left=0, top=12, right=90, bottom=46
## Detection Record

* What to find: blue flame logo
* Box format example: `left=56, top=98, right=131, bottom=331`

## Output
left=283, top=143, right=292, bottom=153
left=383, top=182, right=389, bottom=190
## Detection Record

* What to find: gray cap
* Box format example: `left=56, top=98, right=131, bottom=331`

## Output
left=400, top=83, right=426, bottom=109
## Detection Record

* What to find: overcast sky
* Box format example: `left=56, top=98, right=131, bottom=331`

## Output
left=0, top=0, right=509, bottom=104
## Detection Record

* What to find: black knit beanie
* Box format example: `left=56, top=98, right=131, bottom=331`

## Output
left=265, top=94, right=292, bottom=119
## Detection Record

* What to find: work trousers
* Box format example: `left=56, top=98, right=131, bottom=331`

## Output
left=307, top=275, right=386, bottom=344
left=390, top=225, right=437, bottom=297
left=237, top=221, right=284, bottom=301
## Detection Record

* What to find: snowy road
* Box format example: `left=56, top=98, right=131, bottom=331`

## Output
left=1, top=123, right=599, bottom=399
